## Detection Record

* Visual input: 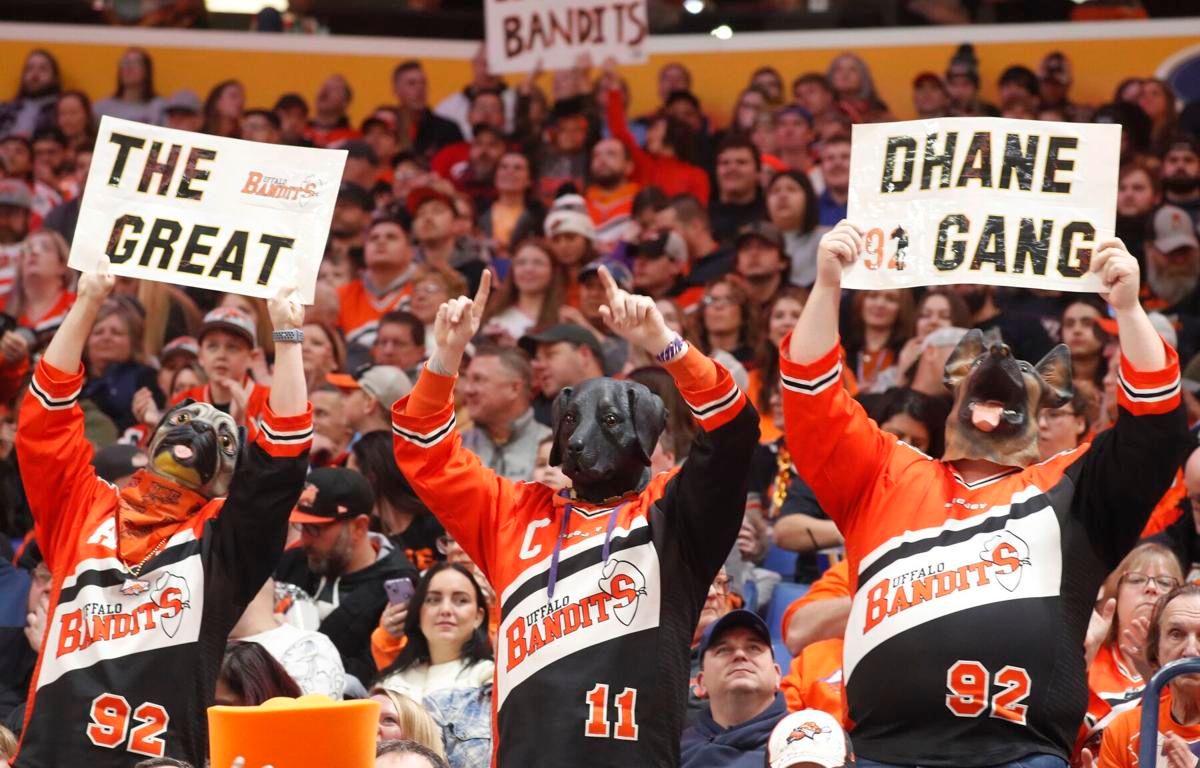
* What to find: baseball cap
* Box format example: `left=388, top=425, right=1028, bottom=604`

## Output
left=631, top=230, right=688, bottom=263
left=337, top=182, right=374, bottom=213
left=1096, top=311, right=1178, bottom=349
left=326, top=365, right=413, bottom=409
left=163, top=89, right=202, bottom=115
left=579, top=259, right=633, bottom=290
left=198, top=307, right=257, bottom=348
left=161, top=336, right=200, bottom=366
left=518, top=323, right=605, bottom=362
left=1152, top=205, right=1200, bottom=253
left=289, top=467, right=375, bottom=525
left=0, top=179, right=31, bottom=210
left=545, top=194, right=596, bottom=243
left=697, top=608, right=773, bottom=661
left=777, top=105, right=813, bottom=124
left=767, top=710, right=854, bottom=768
left=736, top=221, right=784, bottom=252
left=91, top=443, right=149, bottom=483
left=406, top=185, right=455, bottom=218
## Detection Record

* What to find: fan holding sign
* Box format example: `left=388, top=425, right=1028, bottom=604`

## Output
left=774, top=117, right=1191, bottom=768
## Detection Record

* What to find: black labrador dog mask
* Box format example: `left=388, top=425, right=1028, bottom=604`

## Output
left=146, top=400, right=241, bottom=498
left=942, top=329, right=1074, bottom=468
left=550, top=378, right=667, bottom=503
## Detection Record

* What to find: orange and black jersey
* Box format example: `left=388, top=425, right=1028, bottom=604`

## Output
left=14, top=360, right=312, bottom=768
left=392, top=345, right=759, bottom=767
left=779, top=333, right=1188, bottom=768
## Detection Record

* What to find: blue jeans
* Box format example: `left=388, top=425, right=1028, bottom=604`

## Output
left=856, top=756, right=1067, bottom=768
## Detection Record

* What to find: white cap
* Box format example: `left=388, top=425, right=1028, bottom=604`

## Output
left=767, top=710, right=851, bottom=768
left=545, top=193, right=596, bottom=242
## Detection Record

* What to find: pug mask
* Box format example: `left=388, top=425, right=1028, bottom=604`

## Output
left=942, top=329, right=1074, bottom=468
left=146, top=400, right=241, bottom=498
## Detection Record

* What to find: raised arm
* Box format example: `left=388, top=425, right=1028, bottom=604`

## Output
left=16, top=259, right=116, bottom=568
left=1073, top=239, right=1189, bottom=566
left=266, top=286, right=307, bottom=418
left=780, top=222, right=897, bottom=533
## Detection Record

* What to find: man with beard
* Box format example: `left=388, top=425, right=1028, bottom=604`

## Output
left=275, top=467, right=418, bottom=686
left=734, top=222, right=789, bottom=310
left=952, top=282, right=1053, bottom=364
left=1144, top=206, right=1200, bottom=357
left=585, top=138, right=639, bottom=256
left=0, top=50, right=59, bottom=139
left=1161, top=135, right=1200, bottom=227
left=439, top=123, right=506, bottom=212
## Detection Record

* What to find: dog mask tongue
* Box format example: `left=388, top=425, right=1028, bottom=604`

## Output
left=970, top=402, right=1005, bottom=433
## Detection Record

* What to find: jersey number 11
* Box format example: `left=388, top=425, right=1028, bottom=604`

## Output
left=584, top=683, right=640, bottom=740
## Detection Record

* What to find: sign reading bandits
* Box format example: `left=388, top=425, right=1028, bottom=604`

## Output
left=499, top=2, right=648, bottom=59
left=100, top=131, right=296, bottom=290
left=878, top=129, right=1094, bottom=278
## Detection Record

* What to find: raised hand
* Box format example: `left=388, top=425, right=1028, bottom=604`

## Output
left=78, top=254, right=116, bottom=305
left=1090, top=238, right=1141, bottom=313
left=0, top=330, right=29, bottom=365
left=431, top=269, right=492, bottom=374
left=814, top=220, right=865, bottom=290
left=268, top=284, right=304, bottom=331
left=596, top=265, right=673, bottom=355
left=132, top=386, right=162, bottom=427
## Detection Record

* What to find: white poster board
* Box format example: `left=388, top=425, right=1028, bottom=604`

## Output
left=69, top=116, right=346, bottom=304
left=843, top=117, right=1121, bottom=293
left=485, top=0, right=649, bottom=75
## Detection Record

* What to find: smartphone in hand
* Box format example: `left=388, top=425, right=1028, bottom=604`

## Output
left=384, top=577, right=415, bottom=605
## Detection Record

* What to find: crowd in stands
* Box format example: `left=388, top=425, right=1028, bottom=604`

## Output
left=0, top=30, right=1199, bottom=768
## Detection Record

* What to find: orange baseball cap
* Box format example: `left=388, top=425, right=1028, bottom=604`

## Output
left=209, top=694, right=379, bottom=768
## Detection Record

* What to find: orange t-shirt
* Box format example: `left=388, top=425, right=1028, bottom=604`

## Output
left=1082, top=642, right=1143, bottom=749
left=337, top=278, right=413, bottom=348
left=1099, top=689, right=1200, bottom=767
left=779, top=560, right=851, bottom=722
left=1141, top=469, right=1186, bottom=538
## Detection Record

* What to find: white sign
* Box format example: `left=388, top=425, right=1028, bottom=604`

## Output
left=485, top=0, right=649, bottom=75
left=70, top=116, right=346, bottom=304
left=843, top=117, right=1121, bottom=293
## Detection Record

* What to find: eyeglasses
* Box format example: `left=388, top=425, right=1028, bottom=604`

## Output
left=1120, top=572, right=1180, bottom=591
left=1037, top=408, right=1076, bottom=423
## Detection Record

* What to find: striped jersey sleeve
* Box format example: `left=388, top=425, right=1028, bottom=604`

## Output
left=1116, top=340, right=1181, bottom=416
left=661, top=344, right=747, bottom=432
left=256, top=402, right=314, bottom=458
left=16, top=360, right=105, bottom=569
left=778, top=332, right=896, bottom=533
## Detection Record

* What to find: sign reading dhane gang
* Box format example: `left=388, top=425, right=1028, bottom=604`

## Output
left=69, top=116, right=346, bottom=304
left=842, top=117, right=1121, bottom=292
left=486, top=0, right=648, bottom=75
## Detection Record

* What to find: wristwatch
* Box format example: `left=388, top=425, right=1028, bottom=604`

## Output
left=272, top=329, right=304, bottom=344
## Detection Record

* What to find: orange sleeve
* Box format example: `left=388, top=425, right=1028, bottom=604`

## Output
left=16, top=360, right=108, bottom=570
left=1117, top=339, right=1181, bottom=417
left=781, top=559, right=851, bottom=638
left=391, top=382, right=523, bottom=583
left=779, top=332, right=895, bottom=535
left=1140, top=469, right=1185, bottom=538
left=371, top=627, right=407, bottom=671
left=662, top=344, right=747, bottom=432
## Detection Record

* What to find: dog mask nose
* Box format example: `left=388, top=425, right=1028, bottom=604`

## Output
left=567, top=437, right=586, bottom=454
left=987, top=344, right=1011, bottom=359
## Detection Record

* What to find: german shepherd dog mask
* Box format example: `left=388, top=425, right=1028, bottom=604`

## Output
left=146, top=400, right=241, bottom=498
left=942, top=329, right=1074, bottom=467
left=551, top=378, right=667, bottom=503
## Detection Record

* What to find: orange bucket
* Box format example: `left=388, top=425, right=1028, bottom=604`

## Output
left=208, top=694, right=379, bottom=768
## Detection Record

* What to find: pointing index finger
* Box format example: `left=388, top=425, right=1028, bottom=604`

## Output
left=471, top=270, right=492, bottom=319
left=598, top=265, right=619, bottom=302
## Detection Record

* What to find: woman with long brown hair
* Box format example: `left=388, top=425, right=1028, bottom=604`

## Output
left=203, top=79, right=245, bottom=138
left=842, top=288, right=915, bottom=391
left=748, top=286, right=807, bottom=443
left=483, top=237, right=566, bottom=343
left=693, top=277, right=759, bottom=365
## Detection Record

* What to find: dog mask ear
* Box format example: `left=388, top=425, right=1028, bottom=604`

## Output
left=549, top=387, right=574, bottom=467
left=1034, top=344, right=1074, bottom=408
left=627, top=382, right=666, bottom=466
left=943, top=328, right=987, bottom=391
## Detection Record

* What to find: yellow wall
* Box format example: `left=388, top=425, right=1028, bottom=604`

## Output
left=0, top=23, right=1196, bottom=129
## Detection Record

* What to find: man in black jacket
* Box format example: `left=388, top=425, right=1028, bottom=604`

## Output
left=393, top=60, right=464, bottom=162
left=276, top=467, right=418, bottom=685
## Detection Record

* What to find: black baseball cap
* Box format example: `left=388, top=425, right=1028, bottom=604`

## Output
left=698, top=609, right=773, bottom=660
left=290, top=468, right=375, bottom=525
left=736, top=221, right=784, bottom=252
left=519, top=323, right=605, bottom=362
